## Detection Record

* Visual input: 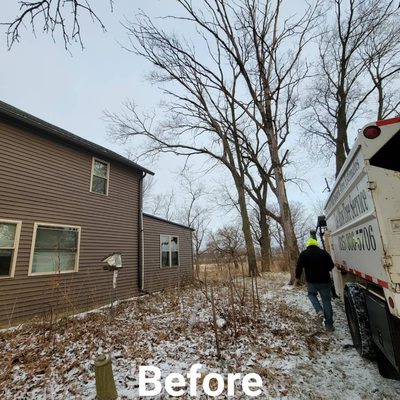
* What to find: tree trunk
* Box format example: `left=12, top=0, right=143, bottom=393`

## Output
left=376, top=79, right=384, bottom=120
left=336, top=82, right=347, bottom=178
left=263, top=97, right=299, bottom=283
left=235, top=179, right=258, bottom=277
left=276, top=172, right=299, bottom=283
left=335, top=127, right=347, bottom=177
left=195, top=249, right=201, bottom=279
left=259, top=210, right=271, bottom=272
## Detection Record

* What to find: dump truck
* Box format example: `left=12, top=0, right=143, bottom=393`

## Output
left=321, top=116, right=400, bottom=379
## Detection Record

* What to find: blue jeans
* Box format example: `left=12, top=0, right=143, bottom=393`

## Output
left=307, top=282, right=333, bottom=328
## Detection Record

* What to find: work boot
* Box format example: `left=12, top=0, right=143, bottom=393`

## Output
left=325, top=325, right=335, bottom=332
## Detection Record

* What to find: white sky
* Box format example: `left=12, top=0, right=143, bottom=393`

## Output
left=0, top=1, right=171, bottom=153
left=0, top=0, right=337, bottom=230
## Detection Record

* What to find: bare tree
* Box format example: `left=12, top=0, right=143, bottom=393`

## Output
left=107, top=6, right=262, bottom=276
left=207, top=225, right=246, bottom=271
left=136, top=173, right=156, bottom=202
left=177, top=171, right=212, bottom=279
left=107, top=0, right=320, bottom=281
left=211, top=0, right=320, bottom=281
left=1, top=0, right=113, bottom=49
left=291, top=201, right=314, bottom=249
left=145, top=190, right=176, bottom=221
left=303, top=0, right=398, bottom=177
left=270, top=217, right=285, bottom=254
left=360, top=13, right=400, bottom=120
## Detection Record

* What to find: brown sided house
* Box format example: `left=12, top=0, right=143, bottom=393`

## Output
left=0, top=101, right=193, bottom=327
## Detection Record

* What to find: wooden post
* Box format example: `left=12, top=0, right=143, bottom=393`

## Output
left=95, top=353, right=117, bottom=400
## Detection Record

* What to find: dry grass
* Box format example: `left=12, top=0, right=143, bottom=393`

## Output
left=198, top=258, right=291, bottom=282
left=0, top=273, right=334, bottom=399
left=198, top=262, right=248, bottom=282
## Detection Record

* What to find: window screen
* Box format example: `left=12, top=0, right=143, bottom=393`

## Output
left=31, top=225, right=80, bottom=274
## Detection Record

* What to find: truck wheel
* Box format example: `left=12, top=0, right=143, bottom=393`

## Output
left=344, top=283, right=376, bottom=359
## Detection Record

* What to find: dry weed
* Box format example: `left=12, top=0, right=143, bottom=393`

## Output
left=0, top=273, right=336, bottom=399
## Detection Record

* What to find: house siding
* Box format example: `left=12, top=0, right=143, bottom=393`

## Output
left=0, top=121, right=141, bottom=326
left=143, top=214, right=193, bottom=293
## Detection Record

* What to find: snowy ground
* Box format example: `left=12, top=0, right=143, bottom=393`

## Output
left=1, top=272, right=400, bottom=399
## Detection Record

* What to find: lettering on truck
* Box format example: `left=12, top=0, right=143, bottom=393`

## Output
left=331, top=180, right=378, bottom=253
left=334, top=188, right=368, bottom=229
left=337, top=225, right=377, bottom=252
left=326, top=157, right=361, bottom=214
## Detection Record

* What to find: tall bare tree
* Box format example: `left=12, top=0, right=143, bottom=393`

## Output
left=107, top=0, right=320, bottom=281
left=207, top=0, right=321, bottom=281
left=303, top=0, right=398, bottom=177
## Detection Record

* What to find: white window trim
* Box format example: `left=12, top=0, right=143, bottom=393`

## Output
left=0, top=219, right=22, bottom=279
left=28, top=222, right=81, bottom=276
left=160, top=235, right=180, bottom=268
left=90, top=157, right=110, bottom=196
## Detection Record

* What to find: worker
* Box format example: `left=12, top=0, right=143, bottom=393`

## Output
left=295, top=238, right=335, bottom=332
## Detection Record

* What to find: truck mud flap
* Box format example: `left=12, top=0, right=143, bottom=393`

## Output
left=365, top=294, right=400, bottom=379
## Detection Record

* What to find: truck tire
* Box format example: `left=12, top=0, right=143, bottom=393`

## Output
left=344, top=283, right=376, bottom=359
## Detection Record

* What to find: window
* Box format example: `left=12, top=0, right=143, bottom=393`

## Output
left=160, top=235, right=179, bottom=267
left=29, top=223, right=80, bottom=275
left=0, top=220, right=21, bottom=278
left=91, top=158, right=109, bottom=195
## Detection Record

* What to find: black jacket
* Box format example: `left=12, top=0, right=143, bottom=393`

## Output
left=295, top=245, right=334, bottom=283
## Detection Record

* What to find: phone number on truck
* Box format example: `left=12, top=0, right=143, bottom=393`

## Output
left=337, top=225, right=377, bottom=252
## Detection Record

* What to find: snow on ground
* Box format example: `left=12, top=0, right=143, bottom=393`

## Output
left=1, top=272, right=400, bottom=399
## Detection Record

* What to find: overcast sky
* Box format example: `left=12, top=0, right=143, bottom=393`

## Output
left=0, top=1, right=195, bottom=203
left=0, top=1, right=171, bottom=153
left=0, top=0, right=336, bottom=230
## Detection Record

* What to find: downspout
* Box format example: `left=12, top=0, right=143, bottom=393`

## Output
left=138, top=172, right=146, bottom=292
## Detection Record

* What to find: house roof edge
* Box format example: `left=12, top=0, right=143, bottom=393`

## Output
left=0, top=100, right=154, bottom=176
left=143, top=213, right=195, bottom=231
